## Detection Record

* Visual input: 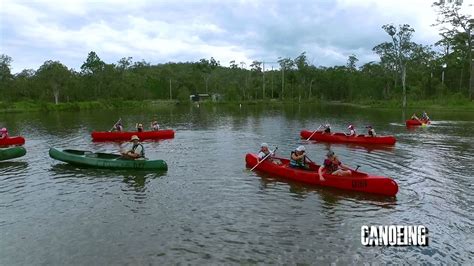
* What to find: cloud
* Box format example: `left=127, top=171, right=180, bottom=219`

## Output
left=0, top=0, right=471, bottom=73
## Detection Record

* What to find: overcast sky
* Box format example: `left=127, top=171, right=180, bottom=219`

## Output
left=1, top=0, right=472, bottom=73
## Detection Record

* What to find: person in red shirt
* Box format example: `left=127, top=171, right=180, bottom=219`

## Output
left=318, top=150, right=351, bottom=181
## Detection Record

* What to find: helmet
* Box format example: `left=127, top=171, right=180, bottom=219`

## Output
left=296, top=145, right=305, bottom=152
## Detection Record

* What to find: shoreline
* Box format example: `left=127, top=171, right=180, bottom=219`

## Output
left=0, top=99, right=473, bottom=113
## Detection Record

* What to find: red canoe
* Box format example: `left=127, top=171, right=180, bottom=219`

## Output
left=300, top=130, right=396, bottom=145
left=405, top=119, right=430, bottom=126
left=91, top=130, right=175, bottom=141
left=245, top=153, right=398, bottom=196
left=0, top=136, right=25, bottom=146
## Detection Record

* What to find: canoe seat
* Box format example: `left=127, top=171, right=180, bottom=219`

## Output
left=64, top=149, right=91, bottom=156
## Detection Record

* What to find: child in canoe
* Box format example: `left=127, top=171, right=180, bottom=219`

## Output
left=111, top=120, right=123, bottom=132
left=151, top=120, right=160, bottom=131
left=421, top=111, right=430, bottom=121
left=322, top=124, right=331, bottom=134
left=0, top=128, right=8, bottom=139
left=318, top=150, right=351, bottom=181
left=257, top=143, right=281, bottom=164
left=289, top=145, right=310, bottom=170
left=136, top=123, right=144, bottom=132
left=366, top=125, right=376, bottom=137
left=346, top=125, right=356, bottom=136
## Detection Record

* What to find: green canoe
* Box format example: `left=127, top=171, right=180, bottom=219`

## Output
left=49, top=148, right=168, bottom=170
left=0, top=146, right=27, bottom=161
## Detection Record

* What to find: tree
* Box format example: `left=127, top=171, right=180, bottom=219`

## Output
left=277, top=57, right=294, bottom=99
left=433, top=1, right=473, bottom=99
left=196, top=58, right=219, bottom=92
left=80, top=51, right=105, bottom=75
left=376, top=24, right=417, bottom=108
left=346, top=54, right=359, bottom=71
left=0, top=54, right=13, bottom=82
left=36, top=60, right=71, bottom=104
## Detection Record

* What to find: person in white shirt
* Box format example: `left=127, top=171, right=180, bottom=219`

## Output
left=257, top=143, right=273, bottom=161
left=121, top=135, right=145, bottom=159
left=346, top=125, right=356, bottom=136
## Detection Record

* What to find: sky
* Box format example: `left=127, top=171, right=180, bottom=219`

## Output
left=1, top=0, right=472, bottom=73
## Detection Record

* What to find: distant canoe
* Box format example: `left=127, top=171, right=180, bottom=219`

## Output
left=300, top=130, right=396, bottom=145
left=406, top=119, right=430, bottom=126
left=0, top=146, right=27, bottom=161
left=0, top=136, right=25, bottom=146
left=49, top=148, right=168, bottom=170
left=91, top=130, right=175, bottom=141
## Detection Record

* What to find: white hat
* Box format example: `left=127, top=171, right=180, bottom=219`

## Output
left=130, top=135, right=140, bottom=141
left=348, top=124, right=354, bottom=129
left=261, top=143, right=269, bottom=148
left=296, top=145, right=305, bottom=152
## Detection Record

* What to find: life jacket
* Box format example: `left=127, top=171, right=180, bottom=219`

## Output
left=324, top=158, right=340, bottom=173
left=368, top=129, right=375, bottom=136
left=132, top=143, right=145, bottom=157
left=324, top=127, right=331, bottom=133
left=290, top=151, right=305, bottom=167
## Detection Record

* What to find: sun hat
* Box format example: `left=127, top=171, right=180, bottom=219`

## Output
left=296, top=145, right=305, bottom=152
left=131, top=135, right=140, bottom=141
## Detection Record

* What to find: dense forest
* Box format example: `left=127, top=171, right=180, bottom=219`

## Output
left=0, top=3, right=472, bottom=107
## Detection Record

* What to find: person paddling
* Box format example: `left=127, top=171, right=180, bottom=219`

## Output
left=366, top=125, right=376, bottom=137
left=323, top=124, right=331, bottom=134
left=257, top=143, right=273, bottom=160
left=421, top=111, right=430, bottom=121
left=289, top=145, right=310, bottom=170
left=318, top=150, right=351, bottom=181
left=256, top=143, right=281, bottom=165
left=121, top=135, right=145, bottom=160
left=112, top=120, right=123, bottom=132
left=411, top=113, right=421, bottom=121
left=346, top=125, right=356, bottom=136
left=136, top=123, right=144, bottom=132
left=0, top=128, right=8, bottom=139
left=151, top=120, right=160, bottom=131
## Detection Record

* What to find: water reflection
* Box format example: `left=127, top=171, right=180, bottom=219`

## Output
left=0, top=161, right=29, bottom=171
left=255, top=172, right=397, bottom=205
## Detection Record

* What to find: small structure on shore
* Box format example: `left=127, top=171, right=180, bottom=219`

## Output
left=189, top=93, right=222, bottom=102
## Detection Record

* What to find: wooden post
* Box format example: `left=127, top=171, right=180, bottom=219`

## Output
left=262, top=62, right=265, bottom=99
left=469, top=19, right=474, bottom=100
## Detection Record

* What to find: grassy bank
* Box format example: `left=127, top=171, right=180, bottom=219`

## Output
left=1, top=97, right=473, bottom=113
left=0, top=100, right=179, bottom=113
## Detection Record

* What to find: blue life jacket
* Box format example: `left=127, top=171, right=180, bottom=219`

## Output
left=289, top=151, right=305, bottom=167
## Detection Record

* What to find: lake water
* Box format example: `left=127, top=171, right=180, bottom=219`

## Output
left=0, top=104, right=473, bottom=264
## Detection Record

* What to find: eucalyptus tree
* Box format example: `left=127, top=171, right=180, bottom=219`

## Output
left=375, top=24, right=416, bottom=108
left=432, top=0, right=473, bottom=99
left=36, top=60, right=71, bottom=104
left=0, top=54, right=13, bottom=100
left=277, top=57, right=294, bottom=99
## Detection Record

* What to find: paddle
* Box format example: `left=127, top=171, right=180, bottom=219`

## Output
left=251, top=147, right=278, bottom=171
left=306, top=125, right=323, bottom=141
left=110, top=118, right=122, bottom=132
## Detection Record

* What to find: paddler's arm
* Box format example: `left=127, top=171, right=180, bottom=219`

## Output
left=318, top=166, right=325, bottom=181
